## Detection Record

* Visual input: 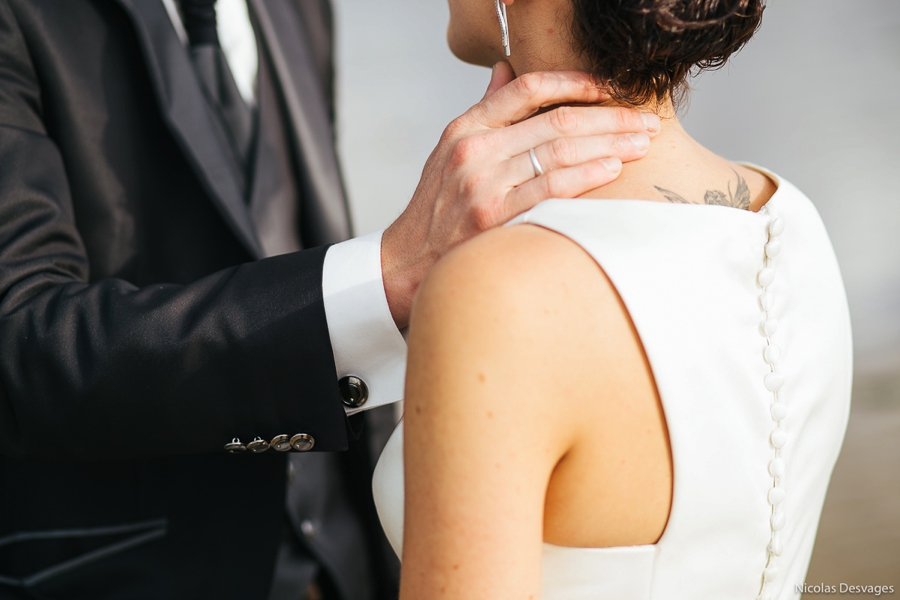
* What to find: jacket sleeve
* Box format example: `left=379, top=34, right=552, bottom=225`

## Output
left=0, top=1, right=349, bottom=461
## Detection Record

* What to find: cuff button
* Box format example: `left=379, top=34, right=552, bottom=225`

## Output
left=271, top=434, right=292, bottom=452
left=339, top=375, right=369, bottom=408
left=290, top=433, right=315, bottom=452
left=247, top=436, right=270, bottom=453
left=224, top=438, right=246, bottom=453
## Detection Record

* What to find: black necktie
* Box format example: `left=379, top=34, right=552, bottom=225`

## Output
left=180, top=0, right=255, bottom=171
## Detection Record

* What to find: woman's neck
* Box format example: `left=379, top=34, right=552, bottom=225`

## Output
left=502, top=3, right=776, bottom=210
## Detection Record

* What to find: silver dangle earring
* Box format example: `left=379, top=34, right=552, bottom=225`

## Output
left=494, top=0, right=510, bottom=57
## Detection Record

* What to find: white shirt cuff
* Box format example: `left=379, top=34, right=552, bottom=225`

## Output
left=322, top=230, right=407, bottom=415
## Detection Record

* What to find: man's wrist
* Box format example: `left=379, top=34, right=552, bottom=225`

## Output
left=381, top=221, right=434, bottom=330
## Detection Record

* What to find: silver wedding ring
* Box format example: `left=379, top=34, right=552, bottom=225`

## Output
left=529, top=148, right=545, bottom=177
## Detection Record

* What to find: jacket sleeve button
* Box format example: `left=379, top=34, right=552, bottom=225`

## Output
left=271, top=434, right=292, bottom=452
left=338, top=375, right=368, bottom=408
left=224, top=438, right=246, bottom=453
left=246, top=436, right=270, bottom=453
left=290, top=433, right=315, bottom=452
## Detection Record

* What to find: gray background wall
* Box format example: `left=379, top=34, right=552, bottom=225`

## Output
left=333, top=0, right=900, bottom=587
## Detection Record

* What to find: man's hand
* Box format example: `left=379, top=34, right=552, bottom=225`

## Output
left=382, top=63, right=660, bottom=328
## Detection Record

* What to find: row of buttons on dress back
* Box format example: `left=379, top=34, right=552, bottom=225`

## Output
left=757, top=211, right=786, bottom=600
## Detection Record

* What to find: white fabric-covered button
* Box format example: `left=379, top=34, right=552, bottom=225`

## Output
left=765, top=240, right=782, bottom=258
left=770, top=429, right=788, bottom=449
left=771, top=512, right=786, bottom=531
left=771, top=511, right=786, bottom=531
left=764, top=565, right=779, bottom=582
left=768, top=536, right=784, bottom=557
left=764, top=345, right=781, bottom=364
left=769, top=457, right=786, bottom=477
left=765, top=372, right=785, bottom=392
left=758, top=268, right=775, bottom=288
left=760, top=292, right=775, bottom=311
left=768, top=217, right=785, bottom=237
left=768, top=486, right=786, bottom=505
left=762, top=318, right=779, bottom=337
left=770, top=403, right=788, bottom=421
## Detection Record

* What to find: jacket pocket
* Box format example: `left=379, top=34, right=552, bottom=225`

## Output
left=0, top=518, right=167, bottom=590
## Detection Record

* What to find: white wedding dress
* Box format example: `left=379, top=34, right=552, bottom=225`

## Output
left=372, top=167, right=853, bottom=599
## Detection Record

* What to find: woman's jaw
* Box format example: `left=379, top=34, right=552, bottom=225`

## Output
left=447, top=0, right=580, bottom=75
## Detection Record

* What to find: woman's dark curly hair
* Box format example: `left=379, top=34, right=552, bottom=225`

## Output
left=569, top=0, right=765, bottom=106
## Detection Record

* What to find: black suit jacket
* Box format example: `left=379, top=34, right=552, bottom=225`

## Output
left=0, top=1, right=394, bottom=597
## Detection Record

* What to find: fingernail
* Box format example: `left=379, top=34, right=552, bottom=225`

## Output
left=600, top=157, right=622, bottom=173
left=628, top=132, right=650, bottom=151
left=641, top=111, right=661, bottom=133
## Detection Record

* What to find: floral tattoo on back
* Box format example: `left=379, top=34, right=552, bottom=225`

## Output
left=654, top=170, right=751, bottom=210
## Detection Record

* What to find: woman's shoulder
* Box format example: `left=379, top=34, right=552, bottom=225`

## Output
left=415, top=223, right=614, bottom=333
left=410, top=223, right=640, bottom=416
left=422, top=223, right=598, bottom=293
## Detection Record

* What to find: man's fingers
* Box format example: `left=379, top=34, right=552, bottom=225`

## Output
left=471, top=71, right=611, bottom=127
left=481, top=61, right=516, bottom=100
left=495, top=105, right=659, bottom=159
left=504, top=158, right=623, bottom=216
left=499, top=133, right=650, bottom=187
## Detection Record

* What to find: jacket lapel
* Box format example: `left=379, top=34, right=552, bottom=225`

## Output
left=114, top=0, right=265, bottom=259
left=249, top=0, right=352, bottom=246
